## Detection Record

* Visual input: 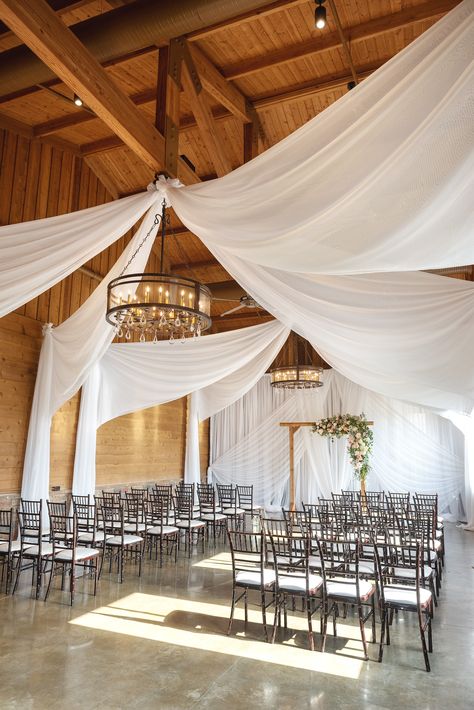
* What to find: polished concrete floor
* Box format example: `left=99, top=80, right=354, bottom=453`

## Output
left=0, top=524, right=473, bottom=710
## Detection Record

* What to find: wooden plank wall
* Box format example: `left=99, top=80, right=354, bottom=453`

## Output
left=0, top=127, right=209, bottom=497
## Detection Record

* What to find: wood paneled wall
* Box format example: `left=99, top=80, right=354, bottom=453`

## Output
left=0, top=127, right=208, bottom=497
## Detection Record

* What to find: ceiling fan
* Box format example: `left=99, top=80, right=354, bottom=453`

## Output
left=213, top=294, right=263, bottom=317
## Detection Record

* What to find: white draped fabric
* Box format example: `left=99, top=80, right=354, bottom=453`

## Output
left=21, top=203, right=161, bottom=511
left=71, top=321, right=289, bottom=498
left=0, top=191, right=158, bottom=317
left=155, top=1, right=474, bottom=413
left=165, top=2, right=474, bottom=275
left=209, top=373, right=465, bottom=517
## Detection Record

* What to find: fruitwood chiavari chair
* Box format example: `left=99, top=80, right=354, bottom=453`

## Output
left=227, top=528, right=276, bottom=642
left=175, top=492, right=206, bottom=557
left=374, top=539, right=434, bottom=671
left=73, top=501, right=107, bottom=549
left=45, top=512, right=100, bottom=606
left=197, top=484, right=227, bottom=543
left=217, top=484, right=245, bottom=528
left=99, top=505, right=144, bottom=583
left=13, top=507, right=53, bottom=599
left=144, top=498, right=179, bottom=566
left=0, top=508, right=17, bottom=593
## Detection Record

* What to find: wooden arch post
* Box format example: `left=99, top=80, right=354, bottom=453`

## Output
left=280, top=420, right=374, bottom=510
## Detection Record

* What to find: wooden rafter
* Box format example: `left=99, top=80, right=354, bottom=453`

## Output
left=182, top=42, right=233, bottom=177
left=155, top=39, right=185, bottom=178
left=0, top=0, right=199, bottom=184
left=222, top=0, right=458, bottom=80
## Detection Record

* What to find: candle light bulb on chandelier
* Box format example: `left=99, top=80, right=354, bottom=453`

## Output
left=315, top=0, right=326, bottom=29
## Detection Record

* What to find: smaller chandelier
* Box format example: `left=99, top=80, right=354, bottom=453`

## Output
left=270, top=332, right=324, bottom=389
left=270, top=365, right=323, bottom=389
left=106, top=189, right=212, bottom=343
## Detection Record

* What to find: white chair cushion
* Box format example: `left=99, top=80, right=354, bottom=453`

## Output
left=147, top=525, right=179, bottom=536
left=278, top=573, right=322, bottom=594
left=77, top=531, right=106, bottom=543
left=0, top=540, right=22, bottom=553
left=55, top=547, right=100, bottom=561
left=308, top=555, right=322, bottom=569
left=124, top=523, right=146, bottom=533
left=393, top=565, right=433, bottom=580
left=201, top=506, right=222, bottom=514
left=21, top=543, right=54, bottom=557
left=347, top=560, right=375, bottom=575
left=236, top=569, right=275, bottom=587
left=240, top=504, right=262, bottom=511
left=176, top=519, right=206, bottom=528
left=106, top=535, right=143, bottom=546
left=200, top=513, right=227, bottom=521
left=326, top=579, right=374, bottom=601
left=383, top=585, right=432, bottom=607
left=222, top=508, right=245, bottom=515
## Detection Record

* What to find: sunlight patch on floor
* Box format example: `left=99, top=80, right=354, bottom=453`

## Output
left=70, top=592, right=363, bottom=678
left=192, top=551, right=233, bottom=571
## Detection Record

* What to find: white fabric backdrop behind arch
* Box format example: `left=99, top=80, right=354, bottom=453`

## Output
left=209, top=373, right=464, bottom=516
left=71, top=321, right=290, bottom=499
left=0, top=190, right=159, bottom=318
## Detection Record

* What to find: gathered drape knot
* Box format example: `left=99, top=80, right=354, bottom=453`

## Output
left=42, top=322, right=53, bottom=336
left=147, top=174, right=183, bottom=207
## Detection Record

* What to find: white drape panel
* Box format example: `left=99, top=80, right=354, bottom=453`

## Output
left=21, top=202, right=161, bottom=510
left=210, top=373, right=465, bottom=515
left=72, top=321, right=290, bottom=496
left=96, top=321, right=289, bottom=425
left=155, top=2, right=474, bottom=414
left=71, top=364, right=100, bottom=500
left=442, top=412, right=474, bottom=529
left=164, top=2, right=474, bottom=275
left=0, top=191, right=157, bottom=317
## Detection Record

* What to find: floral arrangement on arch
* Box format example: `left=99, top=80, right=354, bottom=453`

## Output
left=312, top=413, right=373, bottom=481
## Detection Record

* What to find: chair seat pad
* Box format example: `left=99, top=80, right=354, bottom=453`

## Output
left=326, top=579, right=374, bottom=601
left=222, top=508, right=245, bottom=515
left=431, top=539, right=442, bottom=551
left=240, top=504, right=262, bottom=511
left=236, top=569, right=275, bottom=587
left=147, top=525, right=179, bottom=536
left=77, top=531, right=106, bottom=543
left=383, top=585, right=432, bottom=607
left=308, top=555, right=322, bottom=569
left=393, top=565, right=433, bottom=580
left=348, top=560, right=375, bottom=574
left=124, top=523, right=146, bottom=533
left=279, top=573, right=322, bottom=594
left=106, top=535, right=143, bottom=546
left=55, top=547, right=100, bottom=561
left=176, top=519, right=206, bottom=529
left=21, top=543, right=54, bottom=557
left=0, top=540, right=22, bottom=553
left=201, top=506, right=222, bottom=514
left=200, top=513, right=227, bottom=521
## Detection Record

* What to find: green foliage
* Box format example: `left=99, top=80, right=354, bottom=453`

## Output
left=312, top=413, right=373, bottom=481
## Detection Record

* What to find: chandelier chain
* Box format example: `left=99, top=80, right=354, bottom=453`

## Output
left=118, top=211, right=161, bottom=279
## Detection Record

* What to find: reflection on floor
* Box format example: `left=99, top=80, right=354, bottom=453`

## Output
left=0, top=523, right=473, bottom=709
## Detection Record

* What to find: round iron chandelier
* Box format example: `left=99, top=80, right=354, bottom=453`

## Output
left=106, top=195, right=212, bottom=343
left=270, top=333, right=323, bottom=389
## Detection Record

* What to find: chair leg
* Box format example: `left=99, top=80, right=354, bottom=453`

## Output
left=321, top=600, right=328, bottom=652
left=378, top=608, right=386, bottom=663
left=261, top=590, right=269, bottom=642
left=12, top=552, right=23, bottom=595
left=306, top=597, right=315, bottom=651
left=227, top=586, right=236, bottom=636
left=357, top=601, right=369, bottom=661
left=371, top=595, right=376, bottom=643
left=44, top=560, right=55, bottom=602
left=70, top=562, right=75, bottom=606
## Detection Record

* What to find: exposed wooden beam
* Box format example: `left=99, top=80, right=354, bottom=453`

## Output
left=244, top=109, right=260, bottom=163
left=327, top=0, right=358, bottom=86
left=187, top=42, right=252, bottom=124
left=155, top=39, right=185, bottom=177
left=182, top=46, right=233, bottom=177
left=171, top=258, right=221, bottom=272
left=187, top=0, right=308, bottom=41
left=0, top=110, right=81, bottom=154
left=0, top=0, right=199, bottom=185
left=222, top=0, right=459, bottom=80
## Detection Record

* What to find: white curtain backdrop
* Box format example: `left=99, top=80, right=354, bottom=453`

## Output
left=71, top=321, right=290, bottom=499
left=0, top=190, right=158, bottom=317
left=209, top=373, right=465, bottom=517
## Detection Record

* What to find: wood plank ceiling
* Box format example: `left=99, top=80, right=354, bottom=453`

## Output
left=0, top=0, right=471, bottom=334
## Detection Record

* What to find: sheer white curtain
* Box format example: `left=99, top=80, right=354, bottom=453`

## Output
left=210, top=373, right=465, bottom=516
left=21, top=203, right=161, bottom=512
left=0, top=190, right=158, bottom=317
left=71, top=321, right=290, bottom=498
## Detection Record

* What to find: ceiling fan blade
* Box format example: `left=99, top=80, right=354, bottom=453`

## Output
left=220, top=304, right=245, bottom=317
left=212, top=297, right=241, bottom=303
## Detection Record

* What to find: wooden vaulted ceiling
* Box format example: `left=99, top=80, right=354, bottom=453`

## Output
left=0, top=0, right=471, bottom=332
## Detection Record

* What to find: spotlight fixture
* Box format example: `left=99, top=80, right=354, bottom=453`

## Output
left=73, top=94, right=83, bottom=107
left=347, top=81, right=356, bottom=91
left=315, top=0, right=326, bottom=30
